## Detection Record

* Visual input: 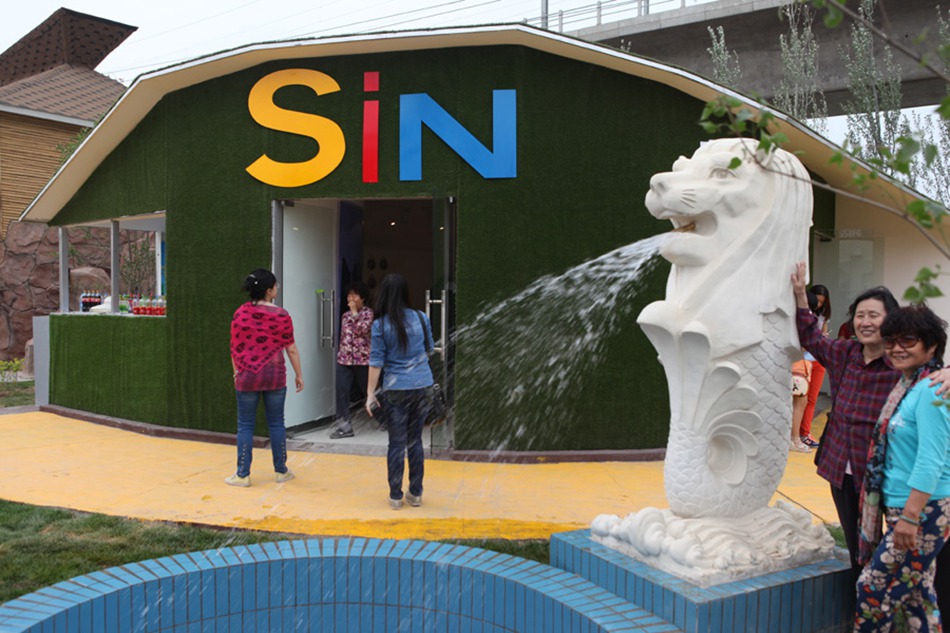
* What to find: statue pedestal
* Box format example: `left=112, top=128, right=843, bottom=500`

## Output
left=551, top=530, right=853, bottom=633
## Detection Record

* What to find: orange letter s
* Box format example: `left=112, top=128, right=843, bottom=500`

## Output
left=246, top=69, right=346, bottom=187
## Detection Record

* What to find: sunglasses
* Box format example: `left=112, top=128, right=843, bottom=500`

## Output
left=883, top=335, right=921, bottom=350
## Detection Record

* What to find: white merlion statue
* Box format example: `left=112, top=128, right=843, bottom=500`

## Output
left=591, top=138, right=835, bottom=586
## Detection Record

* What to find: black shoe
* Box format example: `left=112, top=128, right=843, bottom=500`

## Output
left=330, top=428, right=354, bottom=439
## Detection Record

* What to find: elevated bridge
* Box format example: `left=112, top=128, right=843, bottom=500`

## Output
left=526, top=0, right=944, bottom=116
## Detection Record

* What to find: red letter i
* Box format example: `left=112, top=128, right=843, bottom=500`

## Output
left=363, top=71, right=380, bottom=183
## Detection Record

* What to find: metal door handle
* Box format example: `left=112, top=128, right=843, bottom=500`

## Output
left=318, top=289, right=336, bottom=348
left=425, top=289, right=446, bottom=359
left=328, top=289, right=336, bottom=348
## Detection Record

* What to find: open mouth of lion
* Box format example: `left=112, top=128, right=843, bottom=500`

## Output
left=665, top=211, right=716, bottom=236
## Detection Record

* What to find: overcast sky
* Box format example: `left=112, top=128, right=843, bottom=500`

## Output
left=7, top=0, right=922, bottom=146
left=2, top=0, right=676, bottom=84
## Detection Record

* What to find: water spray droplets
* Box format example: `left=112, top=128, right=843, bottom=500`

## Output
left=454, top=234, right=669, bottom=453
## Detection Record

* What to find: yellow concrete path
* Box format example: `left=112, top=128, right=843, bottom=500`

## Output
left=0, top=411, right=837, bottom=540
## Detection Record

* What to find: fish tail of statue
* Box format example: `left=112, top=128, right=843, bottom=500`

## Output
left=656, top=315, right=793, bottom=517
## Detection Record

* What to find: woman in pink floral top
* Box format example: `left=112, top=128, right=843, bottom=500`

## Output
left=227, top=268, right=303, bottom=487
left=331, top=282, right=373, bottom=438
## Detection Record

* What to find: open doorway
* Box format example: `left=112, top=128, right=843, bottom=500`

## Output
left=277, top=197, right=453, bottom=453
left=356, top=199, right=435, bottom=313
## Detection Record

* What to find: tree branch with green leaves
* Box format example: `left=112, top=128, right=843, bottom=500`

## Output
left=701, top=0, right=950, bottom=302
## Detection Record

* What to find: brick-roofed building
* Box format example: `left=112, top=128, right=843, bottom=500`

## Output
left=0, top=8, right=135, bottom=236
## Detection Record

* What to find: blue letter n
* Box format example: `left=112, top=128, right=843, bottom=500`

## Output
left=399, top=89, right=516, bottom=181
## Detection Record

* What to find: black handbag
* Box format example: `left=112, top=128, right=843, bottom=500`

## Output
left=425, top=384, right=448, bottom=427
left=416, top=311, right=448, bottom=427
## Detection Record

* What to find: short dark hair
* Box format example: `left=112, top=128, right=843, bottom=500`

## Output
left=345, top=281, right=371, bottom=304
left=881, top=303, right=948, bottom=364
left=241, top=268, right=277, bottom=302
left=848, top=286, right=899, bottom=323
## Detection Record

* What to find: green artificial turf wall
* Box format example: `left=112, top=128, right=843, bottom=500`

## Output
left=49, top=315, right=167, bottom=424
left=54, top=106, right=168, bottom=225
left=48, top=43, right=824, bottom=450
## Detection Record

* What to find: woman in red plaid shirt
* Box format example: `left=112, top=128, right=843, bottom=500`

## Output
left=793, top=263, right=950, bottom=612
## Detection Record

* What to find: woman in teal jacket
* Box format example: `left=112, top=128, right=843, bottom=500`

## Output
left=855, top=304, right=950, bottom=631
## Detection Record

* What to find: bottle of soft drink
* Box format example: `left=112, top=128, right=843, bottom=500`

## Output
left=156, top=296, right=165, bottom=316
left=80, top=290, right=87, bottom=312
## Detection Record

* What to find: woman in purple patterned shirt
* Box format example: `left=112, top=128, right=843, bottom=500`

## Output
left=330, top=282, right=373, bottom=439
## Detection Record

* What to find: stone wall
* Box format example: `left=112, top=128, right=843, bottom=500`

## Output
left=0, top=221, right=156, bottom=361
left=0, top=222, right=59, bottom=361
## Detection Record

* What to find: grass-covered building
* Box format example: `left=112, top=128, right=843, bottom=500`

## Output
left=22, top=25, right=941, bottom=456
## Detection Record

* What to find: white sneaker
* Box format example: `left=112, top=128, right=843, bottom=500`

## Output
left=790, top=437, right=811, bottom=453
left=275, top=470, right=295, bottom=484
left=225, top=474, right=251, bottom=487
left=405, top=492, right=422, bottom=507
left=389, top=498, right=403, bottom=510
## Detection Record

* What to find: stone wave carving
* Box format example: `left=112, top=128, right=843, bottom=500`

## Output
left=591, top=501, right=837, bottom=587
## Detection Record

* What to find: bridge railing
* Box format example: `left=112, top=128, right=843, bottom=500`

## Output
left=525, top=0, right=717, bottom=33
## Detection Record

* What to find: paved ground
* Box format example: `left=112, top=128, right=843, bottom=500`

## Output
left=0, top=409, right=836, bottom=541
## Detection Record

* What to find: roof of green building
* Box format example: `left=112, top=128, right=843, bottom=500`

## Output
left=19, top=22, right=921, bottom=224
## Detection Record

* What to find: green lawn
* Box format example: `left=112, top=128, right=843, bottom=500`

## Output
left=0, top=499, right=549, bottom=604
left=0, top=381, right=33, bottom=408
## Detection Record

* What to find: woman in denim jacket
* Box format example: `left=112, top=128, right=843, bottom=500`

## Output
left=365, top=273, right=434, bottom=510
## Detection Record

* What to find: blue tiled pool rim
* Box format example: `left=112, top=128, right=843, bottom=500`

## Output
left=0, top=537, right=682, bottom=633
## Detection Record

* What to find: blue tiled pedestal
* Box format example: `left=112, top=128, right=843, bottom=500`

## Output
left=551, top=530, right=853, bottom=633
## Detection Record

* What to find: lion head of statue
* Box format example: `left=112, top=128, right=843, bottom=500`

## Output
left=642, top=138, right=812, bottom=357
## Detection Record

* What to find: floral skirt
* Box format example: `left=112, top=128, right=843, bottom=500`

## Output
left=854, top=497, right=950, bottom=632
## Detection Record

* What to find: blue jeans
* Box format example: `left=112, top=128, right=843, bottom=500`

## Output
left=235, top=388, right=289, bottom=478
left=383, top=388, right=428, bottom=500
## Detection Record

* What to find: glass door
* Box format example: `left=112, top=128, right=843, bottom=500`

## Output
left=281, top=200, right=339, bottom=426
left=427, top=196, right=456, bottom=449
